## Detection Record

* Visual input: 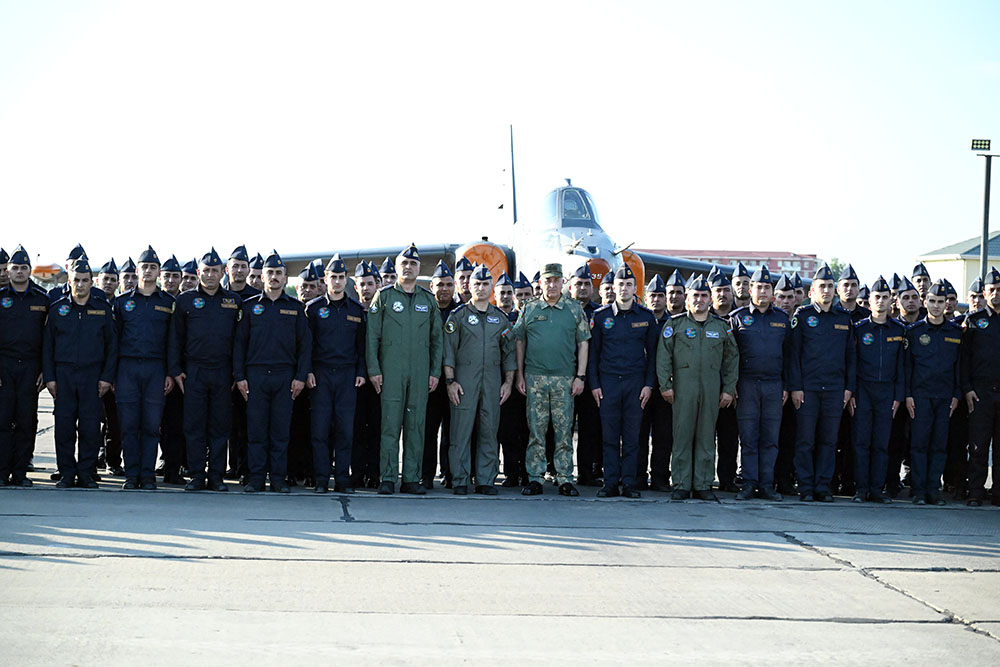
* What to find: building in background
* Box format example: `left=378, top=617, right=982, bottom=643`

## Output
left=917, top=231, right=1000, bottom=293
left=637, top=249, right=820, bottom=276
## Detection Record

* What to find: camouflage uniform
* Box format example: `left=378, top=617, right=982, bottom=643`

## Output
left=513, top=295, right=591, bottom=484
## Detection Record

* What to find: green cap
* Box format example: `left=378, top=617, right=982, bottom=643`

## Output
left=540, top=263, right=563, bottom=278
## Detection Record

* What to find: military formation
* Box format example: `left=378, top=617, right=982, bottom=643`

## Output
left=1, top=240, right=998, bottom=507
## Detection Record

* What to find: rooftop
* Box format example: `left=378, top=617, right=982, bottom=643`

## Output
left=920, top=231, right=1000, bottom=259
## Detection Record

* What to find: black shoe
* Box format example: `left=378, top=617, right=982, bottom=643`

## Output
left=378, top=481, right=394, bottom=495
left=163, top=472, right=186, bottom=485
left=694, top=489, right=718, bottom=501
left=475, top=485, right=498, bottom=495
left=521, top=481, right=543, bottom=496
left=869, top=493, right=892, bottom=504
left=55, top=477, right=74, bottom=489
left=596, top=485, right=619, bottom=498
left=928, top=495, right=946, bottom=506
left=718, top=481, right=740, bottom=493
left=140, top=481, right=157, bottom=491
left=400, top=482, right=427, bottom=495
left=777, top=482, right=797, bottom=496
left=185, top=477, right=206, bottom=491
left=558, top=482, right=579, bottom=497
left=799, top=493, right=815, bottom=502
left=26, top=461, right=35, bottom=472
left=315, top=483, right=329, bottom=494
left=758, top=488, right=783, bottom=502
left=577, top=475, right=602, bottom=488
left=735, top=486, right=755, bottom=501
left=243, top=483, right=261, bottom=493
left=225, top=468, right=240, bottom=481
left=333, top=483, right=354, bottom=494
left=453, top=485, right=468, bottom=495
left=967, top=497, right=983, bottom=507
left=270, top=482, right=290, bottom=493
left=501, top=476, right=519, bottom=488
left=649, top=480, right=672, bottom=492
left=12, top=477, right=33, bottom=488
left=851, top=494, right=864, bottom=503
left=814, top=492, right=834, bottom=503
left=208, top=480, right=227, bottom=492
left=76, top=476, right=98, bottom=489
left=671, top=489, right=691, bottom=500
left=420, top=479, right=434, bottom=490
left=122, top=479, right=138, bottom=490
left=107, top=465, right=125, bottom=476
left=621, top=485, right=641, bottom=499
left=912, top=497, right=926, bottom=505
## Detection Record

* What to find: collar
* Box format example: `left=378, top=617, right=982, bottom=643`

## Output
left=539, top=296, right=565, bottom=310
left=749, top=303, right=771, bottom=315
left=611, top=301, right=635, bottom=316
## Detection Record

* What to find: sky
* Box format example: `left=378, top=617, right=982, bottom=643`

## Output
left=1, top=0, right=998, bottom=285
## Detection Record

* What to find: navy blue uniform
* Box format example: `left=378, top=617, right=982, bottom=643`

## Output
left=834, top=304, right=869, bottom=494
left=233, top=292, right=312, bottom=488
left=587, top=302, right=658, bottom=488
left=729, top=304, right=790, bottom=491
left=113, top=288, right=176, bottom=483
left=638, top=312, right=674, bottom=489
left=851, top=317, right=905, bottom=498
left=43, top=295, right=117, bottom=482
left=228, top=284, right=262, bottom=477
left=944, top=312, right=971, bottom=493
left=168, top=286, right=242, bottom=484
left=497, top=308, right=529, bottom=485
left=788, top=304, right=856, bottom=497
left=905, top=318, right=961, bottom=501
left=423, top=300, right=460, bottom=487
left=0, top=283, right=49, bottom=483
left=305, top=293, right=367, bottom=487
left=960, top=307, right=1000, bottom=501
left=47, top=283, right=107, bottom=305
left=576, top=301, right=605, bottom=483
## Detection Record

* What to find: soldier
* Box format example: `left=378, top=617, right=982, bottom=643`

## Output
left=43, top=258, right=117, bottom=488
left=454, top=256, right=474, bottom=304
left=93, top=259, right=123, bottom=475
left=598, top=271, right=614, bottom=305
left=225, top=245, right=260, bottom=482
left=180, top=258, right=199, bottom=293
left=731, top=262, right=751, bottom=309
left=421, top=260, right=460, bottom=489
left=296, top=261, right=324, bottom=302
left=513, top=263, right=590, bottom=496
left=961, top=266, right=1000, bottom=507
left=513, top=272, right=533, bottom=311
left=379, top=257, right=397, bottom=288
left=0, top=246, right=48, bottom=487
left=495, top=273, right=515, bottom=315
left=158, top=254, right=185, bottom=484
left=289, top=261, right=324, bottom=485
left=495, top=273, right=527, bottom=486
left=729, top=265, right=789, bottom=501
left=638, top=273, right=674, bottom=491
left=789, top=264, right=855, bottom=502
left=857, top=284, right=870, bottom=310
left=834, top=264, right=869, bottom=497
left=366, top=244, right=443, bottom=495
left=896, top=277, right=923, bottom=325
left=49, top=244, right=108, bottom=305
left=588, top=265, right=657, bottom=498
left=886, top=275, right=921, bottom=496
left=709, top=271, right=739, bottom=492
left=569, top=264, right=603, bottom=486
left=120, top=257, right=138, bottom=293
left=911, top=262, right=931, bottom=299
left=850, top=276, right=904, bottom=503
left=226, top=246, right=259, bottom=299
left=943, top=280, right=958, bottom=319
left=791, top=273, right=805, bottom=308
left=169, top=249, right=241, bottom=493
left=944, top=276, right=984, bottom=499
left=113, top=246, right=176, bottom=490
left=773, top=274, right=799, bottom=494
left=97, top=260, right=120, bottom=299
left=657, top=275, right=739, bottom=501
left=233, top=251, right=311, bottom=493
left=351, top=261, right=382, bottom=489
left=904, top=280, right=961, bottom=506
left=0, top=248, right=7, bottom=288
left=665, top=270, right=686, bottom=317
left=837, top=265, right=869, bottom=323
left=247, top=253, right=264, bottom=292
left=531, top=270, right=542, bottom=298
left=443, top=266, right=516, bottom=494
left=305, top=254, right=366, bottom=494
left=965, top=277, right=986, bottom=317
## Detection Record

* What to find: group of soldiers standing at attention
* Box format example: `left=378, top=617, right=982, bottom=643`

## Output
left=0, top=240, right=998, bottom=506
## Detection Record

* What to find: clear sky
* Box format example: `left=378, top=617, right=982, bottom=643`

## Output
left=1, top=0, right=998, bottom=285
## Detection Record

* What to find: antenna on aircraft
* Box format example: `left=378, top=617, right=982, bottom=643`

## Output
left=509, top=125, right=518, bottom=224
left=565, top=178, right=572, bottom=186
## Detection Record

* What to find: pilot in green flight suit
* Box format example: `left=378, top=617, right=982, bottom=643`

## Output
left=443, top=265, right=517, bottom=495
left=366, top=244, right=443, bottom=495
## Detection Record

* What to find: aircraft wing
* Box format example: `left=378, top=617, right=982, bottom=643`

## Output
left=632, top=250, right=736, bottom=281
left=281, top=244, right=463, bottom=277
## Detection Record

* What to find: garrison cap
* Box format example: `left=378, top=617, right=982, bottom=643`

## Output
left=890, top=273, right=903, bottom=291
left=646, top=274, right=666, bottom=294
left=791, top=273, right=803, bottom=289
left=858, top=284, right=870, bottom=299
left=750, top=264, right=772, bottom=284
left=380, top=257, right=396, bottom=275
left=161, top=255, right=181, bottom=273
left=708, top=271, right=731, bottom=288
left=838, top=264, right=859, bottom=283
left=97, top=258, right=118, bottom=275
left=471, top=265, right=492, bottom=282
left=354, top=260, right=376, bottom=278
left=927, top=279, right=949, bottom=297
left=706, top=265, right=721, bottom=281
left=968, top=276, right=984, bottom=293
left=943, top=279, right=957, bottom=297
left=229, top=245, right=250, bottom=262
left=734, top=262, right=750, bottom=278
left=370, top=261, right=381, bottom=281
left=911, top=262, right=930, bottom=278
left=120, top=257, right=136, bottom=274
left=201, top=248, right=224, bottom=267
left=870, top=275, right=890, bottom=293
left=600, top=271, right=614, bottom=286
left=299, top=260, right=323, bottom=282
left=325, top=253, right=347, bottom=274
left=571, top=263, right=592, bottom=280
left=181, top=258, right=199, bottom=274
left=8, top=245, right=30, bottom=266
left=67, top=243, right=87, bottom=261
left=813, top=263, right=834, bottom=281
left=263, top=251, right=284, bottom=269
left=137, top=245, right=160, bottom=265
left=455, top=256, right=474, bottom=272
left=614, top=265, right=635, bottom=281
left=898, top=276, right=917, bottom=294
left=665, top=270, right=685, bottom=287
left=70, top=258, right=92, bottom=274
left=431, top=260, right=453, bottom=279
left=495, top=272, right=513, bottom=287
left=687, top=274, right=710, bottom=292
left=531, top=271, right=541, bottom=284
left=249, top=253, right=264, bottom=270
left=985, top=266, right=1000, bottom=286
left=773, top=274, right=794, bottom=291
left=514, top=272, right=531, bottom=289
left=541, top=263, right=563, bottom=279
left=399, top=243, right=419, bottom=261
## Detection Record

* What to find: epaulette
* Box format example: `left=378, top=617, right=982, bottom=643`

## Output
left=633, top=303, right=653, bottom=315
left=418, top=285, right=433, bottom=295
left=729, top=304, right=750, bottom=318
left=669, top=312, right=686, bottom=320
left=451, top=302, right=468, bottom=314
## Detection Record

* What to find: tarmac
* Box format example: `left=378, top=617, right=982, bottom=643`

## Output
left=1, top=398, right=999, bottom=665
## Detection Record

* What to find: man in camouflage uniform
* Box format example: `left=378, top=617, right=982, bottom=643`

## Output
left=513, top=263, right=590, bottom=497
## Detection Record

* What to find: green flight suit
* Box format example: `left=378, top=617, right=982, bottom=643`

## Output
left=656, top=312, right=739, bottom=492
left=443, top=302, right=517, bottom=487
left=366, top=283, right=443, bottom=484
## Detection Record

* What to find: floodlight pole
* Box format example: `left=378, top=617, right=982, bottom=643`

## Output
left=981, top=154, right=992, bottom=280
